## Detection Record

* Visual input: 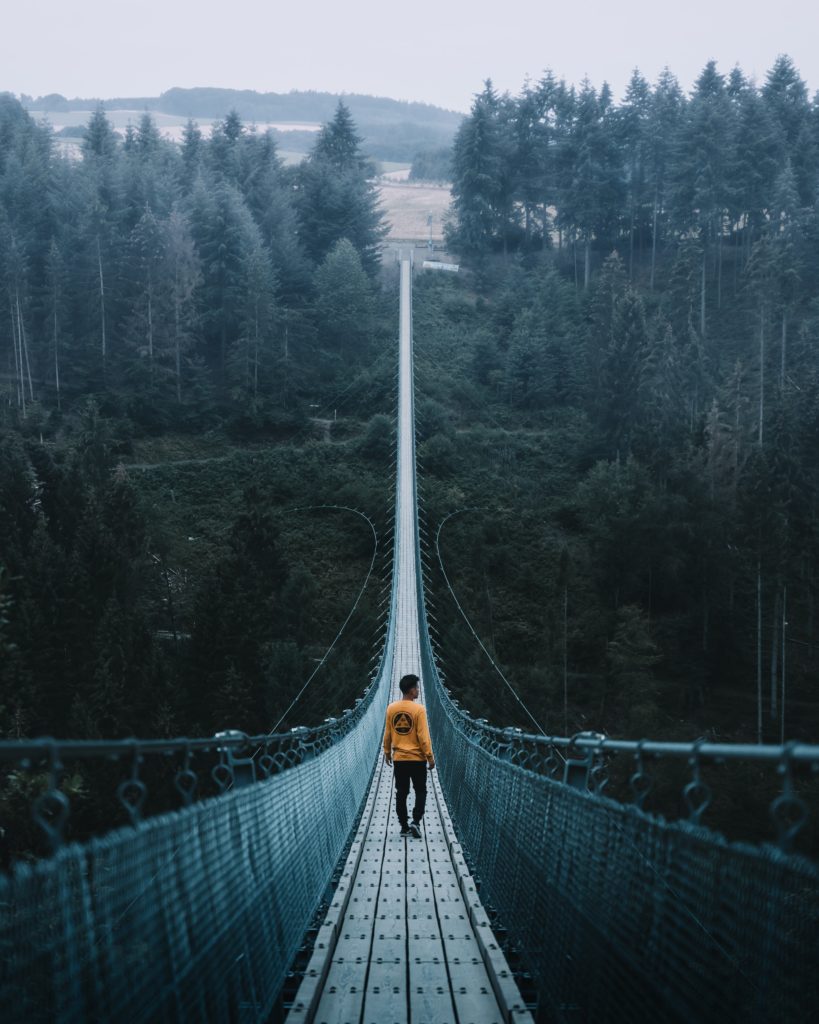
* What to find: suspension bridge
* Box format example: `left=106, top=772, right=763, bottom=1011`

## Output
left=1, top=255, right=819, bottom=1022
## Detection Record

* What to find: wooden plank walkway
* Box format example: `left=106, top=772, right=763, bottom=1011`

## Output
left=286, top=256, right=532, bottom=1023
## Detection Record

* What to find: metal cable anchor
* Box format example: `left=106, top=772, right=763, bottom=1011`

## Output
left=770, top=742, right=809, bottom=853
left=32, top=739, right=69, bottom=853
left=117, top=742, right=147, bottom=826
left=629, top=740, right=653, bottom=809
left=174, top=743, right=198, bottom=807
left=683, top=740, right=712, bottom=824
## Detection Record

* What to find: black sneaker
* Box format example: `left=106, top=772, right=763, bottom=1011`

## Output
left=400, top=825, right=411, bottom=837
left=408, top=821, right=422, bottom=839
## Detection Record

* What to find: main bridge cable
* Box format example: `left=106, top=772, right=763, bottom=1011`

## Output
left=433, top=507, right=550, bottom=739
left=410, top=282, right=786, bottom=1008
left=425, top=577, right=774, bottom=1008
left=428, top=526, right=812, bottom=1007
left=265, top=504, right=381, bottom=738
left=59, top=503, right=383, bottom=981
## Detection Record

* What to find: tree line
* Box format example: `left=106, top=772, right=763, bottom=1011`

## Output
left=436, top=57, right=819, bottom=745
left=0, top=96, right=394, bottom=749
left=449, top=56, right=817, bottom=298
left=0, top=95, right=386, bottom=434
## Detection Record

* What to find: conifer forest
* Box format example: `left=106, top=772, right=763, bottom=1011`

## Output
left=2, top=56, right=819, bottom=847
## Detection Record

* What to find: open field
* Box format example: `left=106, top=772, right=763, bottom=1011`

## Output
left=33, top=105, right=452, bottom=240
left=377, top=179, right=451, bottom=240
left=32, top=107, right=321, bottom=137
left=33, top=107, right=320, bottom=160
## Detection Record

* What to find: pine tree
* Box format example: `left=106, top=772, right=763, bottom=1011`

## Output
left=618, top=69, right=652, bottom=278
left=668, top=62, right=734, bottom=333
left=762, top=55, right=810, bottom=150
left=508, top=80, right=550, bottom=250
left=314, top=238, right=375, bottom=367
left=448, top=82, right=507, bottom=255
left=296, top=103, right=386, bottom=274
left=599, top=288, right=649, bottom=455
left=180, top=119, right=203, bottom=190
left=646, top=68, right=685, bottom=288
left=163, top=208, right=201, bottom=403
left=44, top=239, right=66, bottom=409
left=229, top=239, right=277, bottom=402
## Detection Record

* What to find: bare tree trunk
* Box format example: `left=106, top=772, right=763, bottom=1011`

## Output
left=702, top=585, right=709, bottom=651
left=10, top=300, right=24, bottom=414
left=756, top=559, right=762, bottom=744
left=174, top=295, right=182, bottom=404
left=53, top=289, right=61, bottom=411
left=732, top=367, right=741, bottom=509
left=147, top=286, right=154, bottom=383
left=758, top=311, right=765, bottom=446
left=282, top=316, right=289, bottom=410
left=780, top=584, right=787, bottom=743
left=650, top=189, right=659, bottom=291
left=717, top=224, right=722, bottom=309
left=584, top=232, right=591, bottom=290
left=780, top=312, right=787, bottom=390
left=253, top=303, right=259, bottom=400
left=483, top=571, right=496, bottom=654
left=700, top=247, right=707, bottom=338
left=16, top=291, right=34, bottom=402
left=97, top=236, right=107, bottom=365
left=563, top=583, right=568, bottom=736
left=770, top=586, right=780, bottom=718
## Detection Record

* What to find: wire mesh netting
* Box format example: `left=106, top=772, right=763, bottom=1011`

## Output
left=421, top=635, right=819, bottom=1022
left=0, top=669, right=389, bottom=1024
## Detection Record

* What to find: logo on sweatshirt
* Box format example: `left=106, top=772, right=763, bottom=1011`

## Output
left=392, top=711, right=413, bottom=735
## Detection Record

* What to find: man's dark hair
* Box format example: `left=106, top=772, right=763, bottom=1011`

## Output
left=399, top=674, right=420, bottom=695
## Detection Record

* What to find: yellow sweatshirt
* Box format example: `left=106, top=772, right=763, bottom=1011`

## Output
left=383, top=699, right=435, bottom=765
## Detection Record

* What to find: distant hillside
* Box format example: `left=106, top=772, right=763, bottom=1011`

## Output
left=24, top=87, right=464, bottom=162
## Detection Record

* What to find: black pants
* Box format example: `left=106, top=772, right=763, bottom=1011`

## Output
left=393, top=761, right=427, bottom=826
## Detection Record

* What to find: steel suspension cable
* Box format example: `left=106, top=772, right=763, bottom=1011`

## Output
left=267, top=505, right=381, bottom=735
left=433, top=508, right=549, bottom=737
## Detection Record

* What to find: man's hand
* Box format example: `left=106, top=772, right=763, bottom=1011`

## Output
left=385, top=755, right=392, bottom=767
left=428, top=763, right=435, bottom=771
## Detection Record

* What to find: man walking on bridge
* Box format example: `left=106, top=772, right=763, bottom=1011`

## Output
left=383, top=674, right=435, bottom=838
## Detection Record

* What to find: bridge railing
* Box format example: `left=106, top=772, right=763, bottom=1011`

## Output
left=0, top=688, right=382, bottom=861
left=415, top=569, right=819, bottom=1022
left=0, top=607, right=397, bottom=1023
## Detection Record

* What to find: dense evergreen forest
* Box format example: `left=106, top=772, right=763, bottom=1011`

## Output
left=429, top=56, right=819, bottom=751
left=2, top=52, right=819, bottom=778
left=0, top=93, right=395, bottom=754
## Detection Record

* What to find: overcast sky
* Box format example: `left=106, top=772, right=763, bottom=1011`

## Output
left=3, top=0, right=818, bottom=113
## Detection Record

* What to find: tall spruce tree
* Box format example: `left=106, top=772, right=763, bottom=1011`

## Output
left=296, top=102, right=386, bottom=274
